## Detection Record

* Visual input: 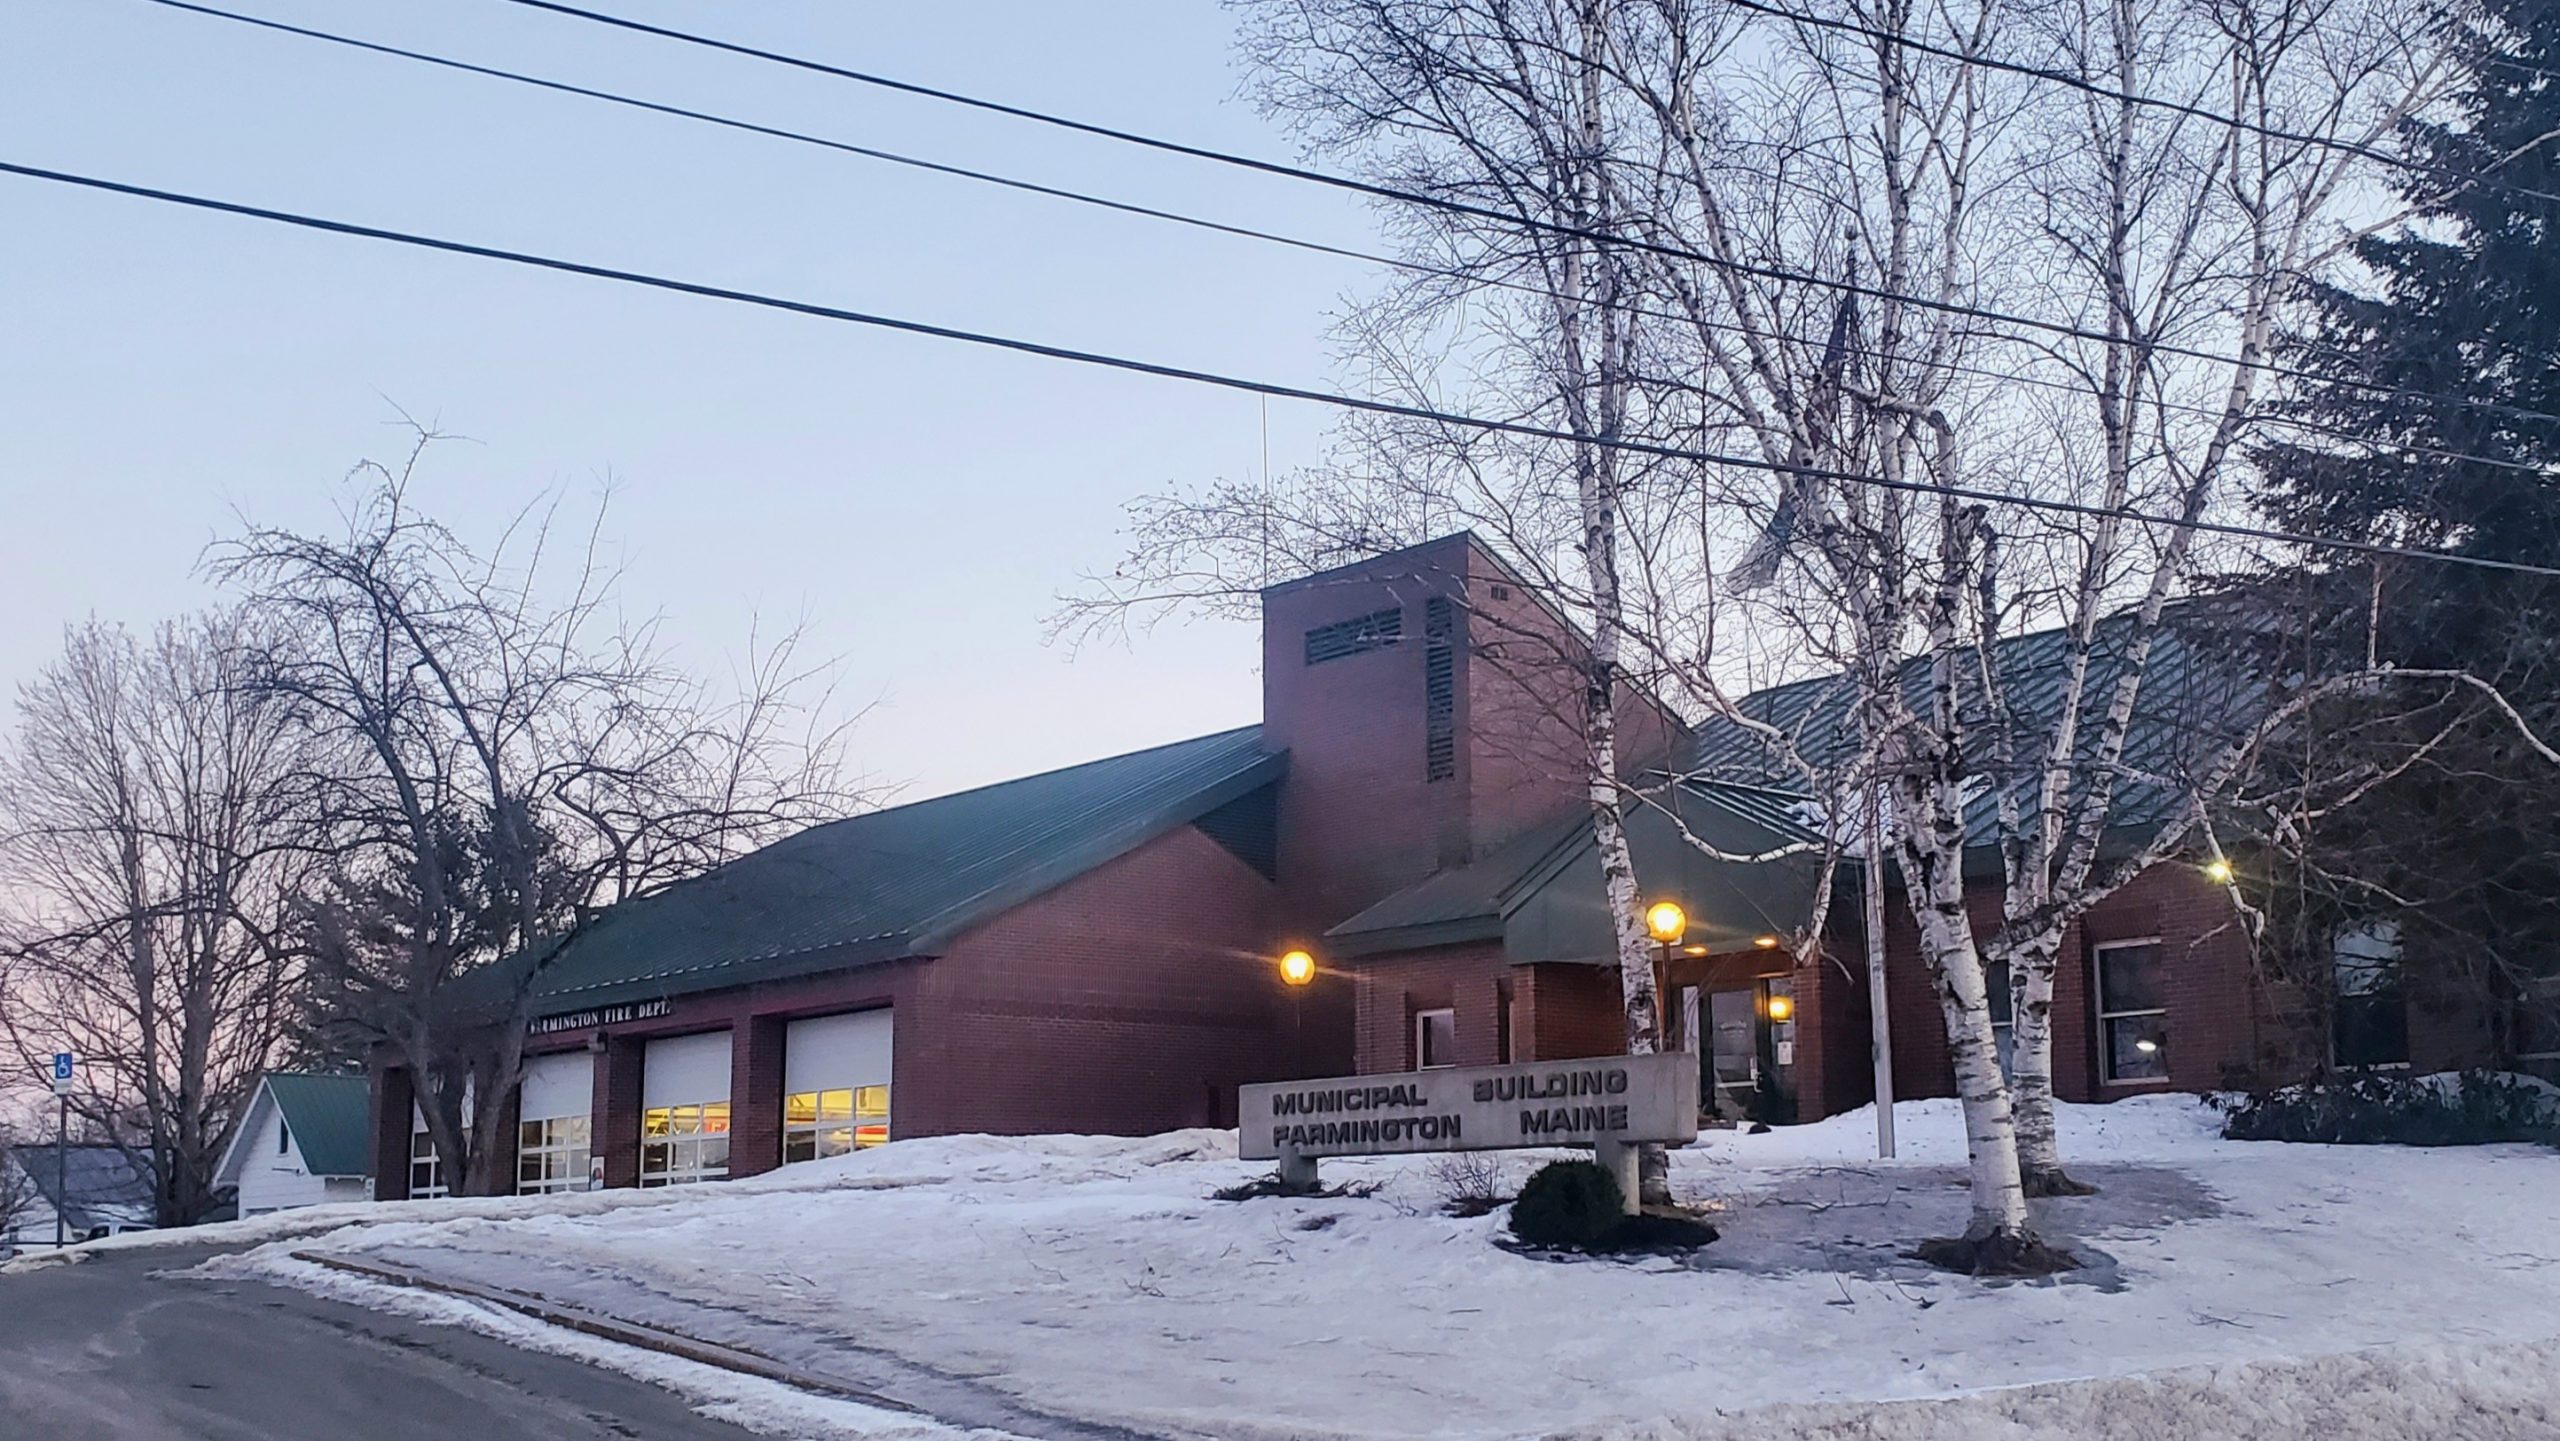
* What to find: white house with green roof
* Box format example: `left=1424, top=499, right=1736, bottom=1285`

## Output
left=217, top=1073, right=373, bottom=1215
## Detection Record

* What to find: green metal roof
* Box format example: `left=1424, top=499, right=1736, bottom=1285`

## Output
left=1686, top=607, right=2267, bottom=860
left=263, top=1072, right=372, bottom=1178
left=1332, top=608, right=2268, bottom=959
left=498, top=725, right=1284, bottom=1016
left=1329, top=780, right=1831, bottom=959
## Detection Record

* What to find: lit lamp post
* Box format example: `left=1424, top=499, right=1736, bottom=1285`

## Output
left=1645, top=901, right=1686, bottom=1050
left=1278, top=948, right=1316, bottom=1080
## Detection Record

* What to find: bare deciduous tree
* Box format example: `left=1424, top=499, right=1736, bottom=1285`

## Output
left=0, top=613, right=311, bottom=1226
left=208, top=430, right=866, bottom=1196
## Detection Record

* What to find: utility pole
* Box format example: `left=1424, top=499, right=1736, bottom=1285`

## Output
left=1865, top=789, right=1896, bottom=1160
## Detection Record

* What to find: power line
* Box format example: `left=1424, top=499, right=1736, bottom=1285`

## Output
left=6, top=154, right=2554, bottom=581
left=136, top=0, right=2550, bottom=477
left=1717, top=0, right=2560, bottom=208
left=484, top=0, right=2560, bottom=433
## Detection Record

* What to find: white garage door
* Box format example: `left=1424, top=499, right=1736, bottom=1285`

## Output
left=520, top=1052, right=593, bottom=1121
left=517, top=1052, right=594, bottom=1196
left=782, top=1009, right=894, bottom=1163
left=641, top=1031, right=732, bottom=1186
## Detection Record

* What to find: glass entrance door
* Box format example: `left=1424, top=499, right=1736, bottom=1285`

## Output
left=1691, top=980, right=1799, bottom=1124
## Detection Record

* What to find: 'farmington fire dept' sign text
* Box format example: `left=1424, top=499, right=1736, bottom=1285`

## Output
left=1239, top=1053, right=1698, bottom=1160
left=528, top=999, right=674, bottom=1036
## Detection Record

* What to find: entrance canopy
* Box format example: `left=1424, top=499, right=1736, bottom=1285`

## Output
left=1328, top=780, right=1832, bottom=962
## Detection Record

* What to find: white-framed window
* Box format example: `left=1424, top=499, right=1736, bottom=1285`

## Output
left=2521, top=976, right=2560, bottom=1063
left=2095, top=939, right=2169, bottom=1083
left=639, top=1102, right=731, bottom=1187
left=277, top=1117, right=292, bottom=1156
left=1415, top=1007, right=1457, bottom=1069
left=408, top=1129, right=448, bottom=1200
left=782, top=1086, right=891, bottom=1163
left=2332, top=920, right=2410, bottom=1069
left=1985, top=958, right=2015, bottom=1077
left=516, top=1115, right=592, bottom=1195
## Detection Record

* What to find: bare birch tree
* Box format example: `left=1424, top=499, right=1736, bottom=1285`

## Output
left=1970, top=0, right=2463, bottom=1193
left=1157, top=0, right=1701, bottom=1198
left=0, top=614, right=311, bottom=1226
left=207, top=430, right=865, bottom=1196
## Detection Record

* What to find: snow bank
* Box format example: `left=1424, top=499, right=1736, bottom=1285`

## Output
left=192, top=1099, right=2560, bottom=1440
left=1575, top=1336, right=2560, bottom=1440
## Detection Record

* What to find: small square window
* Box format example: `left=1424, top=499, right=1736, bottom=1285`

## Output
left=1415, top=1007, right=1457, bottom=1069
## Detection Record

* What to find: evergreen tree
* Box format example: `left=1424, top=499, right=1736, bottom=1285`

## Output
left=2255, top=0, right=2560, bottom=1067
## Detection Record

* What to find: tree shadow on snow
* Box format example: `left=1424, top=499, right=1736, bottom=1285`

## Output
left=1670, top=1163, right=2222, bottom=1293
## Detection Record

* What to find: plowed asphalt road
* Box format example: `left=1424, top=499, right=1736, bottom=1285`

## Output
left=0, top=1244, right=762, bottom=1440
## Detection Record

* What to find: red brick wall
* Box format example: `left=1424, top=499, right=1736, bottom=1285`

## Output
left=1525, top=964, right=1629, bottom=1059
left=1263, top=536, right=1478, bottom=930
left=1460, top=546, right=1688, bottom=853
left=365, top=1062, right=413, bottom=1202
left=912, top=821, right=1302, bottom=1136
left=1867, top=863, right=2262, bottom=1105
left=1261, top=535, right=1688, bottom=944
left=1347, top=947, right=1655, bottom=1073
left=1350, top=862, right=2298, bottom=1119
left=1355, top=942, right=1509, bottom=1070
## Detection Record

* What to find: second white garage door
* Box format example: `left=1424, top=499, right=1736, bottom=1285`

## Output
left=641, top=1031, right=732, bottom=1186
left=517, top=1051, right=593, bottom=1195
left=783, top=1010, right=893, bottom=1163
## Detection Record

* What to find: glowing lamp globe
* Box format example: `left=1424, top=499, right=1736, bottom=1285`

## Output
left=1278, top=949, right=1317, bottom=987
left=1645, top=901, right=1688, bottom=945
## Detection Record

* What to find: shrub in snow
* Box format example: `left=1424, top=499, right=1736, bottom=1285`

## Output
left=1428, top=1152, right=1512, bottom=1218
left=2214, top=1069, right=2560, bottom=1147
left=1508, top=1160, right=1623, bottom=1248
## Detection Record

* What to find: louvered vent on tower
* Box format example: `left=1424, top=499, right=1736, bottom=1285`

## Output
left=1424, top=597, right=1456, bottom=782
left=1304, top=607, right=1404, bottom=665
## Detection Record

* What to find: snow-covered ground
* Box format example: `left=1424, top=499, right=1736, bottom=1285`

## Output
left=77, top=1096, right=2560, bottom=1439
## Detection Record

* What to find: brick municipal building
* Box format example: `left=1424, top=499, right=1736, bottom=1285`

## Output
left=368, top=535, right=2529, bottom=1198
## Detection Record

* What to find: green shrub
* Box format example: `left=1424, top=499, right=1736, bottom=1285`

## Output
left=1508, top=1160, right=1624, bottom=1248
left=2213, top=1069, right=2560, bottom=1147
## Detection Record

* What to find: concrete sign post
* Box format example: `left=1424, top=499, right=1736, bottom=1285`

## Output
left=1239, top=1053, right=1699, bottom=1214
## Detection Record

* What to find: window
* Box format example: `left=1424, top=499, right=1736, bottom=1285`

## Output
left=408, top=1129, right=447, bottom=1200
left=1304, top=608, right=1402, bottom=665
left=782, top=1085, right=892, bottom=1164
left=2095, top=939, right=2169, bottom=1082
left=1985, top=958, right=2015, bottom=1077
left=516, top=1115, right=592, bottom=1195
left=639, top=1102, right=731, bottom=1187
left=2332, top=921, right=2410, bottom=1068
left=277, top=1117, right=291, bottom=1155
left=2519, top=977, right=2560, bottom=1062
left=1415, top=1007, right=1457, bottom=1069
left=1495, top=982, right=1514, bottom=1065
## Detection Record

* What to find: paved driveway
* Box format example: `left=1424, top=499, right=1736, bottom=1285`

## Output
left=0, top=1245, right=764, bottom=1441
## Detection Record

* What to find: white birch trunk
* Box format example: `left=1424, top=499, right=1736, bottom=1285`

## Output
left=1900, top=816, right=2033, bottom=1240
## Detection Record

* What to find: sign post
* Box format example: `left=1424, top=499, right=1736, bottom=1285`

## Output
left=50, top=1053, right=75, bottom=1248
left=1240, top=1053, right=1699, bottom=1215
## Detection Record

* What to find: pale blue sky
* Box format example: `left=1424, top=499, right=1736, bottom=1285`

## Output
left=0, top=1, right=1378, bottom=798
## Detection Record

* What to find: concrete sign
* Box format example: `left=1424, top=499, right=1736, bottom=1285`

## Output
left=1239, top=1053, right=1699, bottom=1162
